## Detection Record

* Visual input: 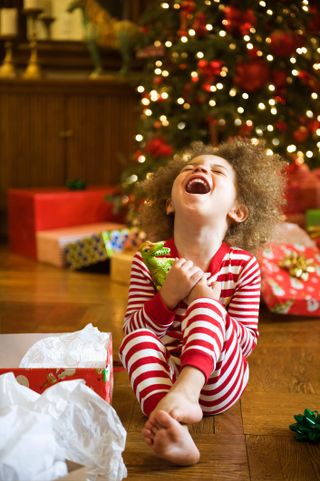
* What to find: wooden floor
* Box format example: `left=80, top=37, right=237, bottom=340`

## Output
left=1, top=244, right=320, bottom=480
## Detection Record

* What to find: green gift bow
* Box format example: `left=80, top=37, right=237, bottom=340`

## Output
left=67, top=179, right=87, bottom=190
left=289, top=408, right=320, bottom=442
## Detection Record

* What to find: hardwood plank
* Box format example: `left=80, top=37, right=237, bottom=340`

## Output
left=215, top=401, right=244, bottom=435
left=246, top=435, right=320, bottom=481
left=241, top=391, right=320, bottom=436
left=123, top=432, right=250, bottom=481
left=2, top=244, right=320, bottom=480
left=246, top=345, right=319, bottom=394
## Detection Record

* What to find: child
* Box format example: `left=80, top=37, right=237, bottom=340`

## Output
left=119, top=138, right=285, bottom=466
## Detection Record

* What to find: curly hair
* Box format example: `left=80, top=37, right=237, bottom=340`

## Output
left=138, top=138, right=287, bottom=253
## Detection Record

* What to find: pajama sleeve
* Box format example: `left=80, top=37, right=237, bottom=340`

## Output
left=123, top=251, right=176, bottom=337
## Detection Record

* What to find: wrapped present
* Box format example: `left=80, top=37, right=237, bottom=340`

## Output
left=36, top=223, right=125, bottom=267
left=123, top=227, right=146, bottom=251
left=8, top=186, right=123, bottom=259
left=259, top=243, right=320, bottom=315
left=64, top=234, right=110, bottom=270
left=270, top=222, right=315, bottom=247
left=0, top=330, right=113, bottom=403
left=284, top=163, right=320, bottom=217
left=306, top=210, right=320, bottom=249
left=103, top=228, right=130, bottom=256
left=64, top=227, right=130, bottom=270
left=110, top=251, right=135, bottom=285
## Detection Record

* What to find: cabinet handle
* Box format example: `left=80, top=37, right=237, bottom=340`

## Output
left=59, top=130, right=73, bottom=138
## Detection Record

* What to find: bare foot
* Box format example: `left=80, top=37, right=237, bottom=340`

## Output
left=153, top=388, right=203, bottom=424
left=142, top=410, right=200, bottom=466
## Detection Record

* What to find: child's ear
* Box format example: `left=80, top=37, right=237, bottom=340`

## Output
left=228, top=202, right=249, bottom=224
left=166, top=199, right=175, bottom=215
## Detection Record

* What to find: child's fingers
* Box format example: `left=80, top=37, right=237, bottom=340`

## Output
left=189, top=269, right=203, bottom=282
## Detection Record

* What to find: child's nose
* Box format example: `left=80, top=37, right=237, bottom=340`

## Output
left=193, top=165, right=209, bottom=174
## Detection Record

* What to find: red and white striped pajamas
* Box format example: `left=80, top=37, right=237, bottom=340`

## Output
left=119, top=238, right=260, bottom=417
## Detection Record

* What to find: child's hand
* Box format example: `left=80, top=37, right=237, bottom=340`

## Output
left=186, top=274, right=221, bottom=305
left=160, top=258, right=203, bottom=309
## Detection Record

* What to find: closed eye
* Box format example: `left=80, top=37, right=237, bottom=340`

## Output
left=181, top=165, right=194, bottom=172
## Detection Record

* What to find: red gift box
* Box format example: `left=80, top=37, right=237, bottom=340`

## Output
left=284, top=163, right=320, bottom=216
left=259, top=243, right=320, bottom=316
left=0, top=333, right=113, bottom=402
left=8, top=186, right=123, bottom=259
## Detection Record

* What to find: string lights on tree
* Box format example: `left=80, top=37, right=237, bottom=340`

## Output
left=121, top=0, right=320, bottom=207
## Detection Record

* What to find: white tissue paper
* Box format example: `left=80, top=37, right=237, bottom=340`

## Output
left=1, top=324, right=127, bottom=481
left=0, top=373, right=127, bottom=481
left=19, top=324, right=110, bottom=368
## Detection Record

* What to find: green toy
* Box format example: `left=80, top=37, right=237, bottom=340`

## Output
left=139, top=241, right=175, bottom=290
left=289, top=409, right=320, bottom=442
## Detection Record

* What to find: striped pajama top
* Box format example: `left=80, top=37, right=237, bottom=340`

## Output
left=123, top=238, right=261, bottom=360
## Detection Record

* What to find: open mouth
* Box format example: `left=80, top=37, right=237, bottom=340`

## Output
left=185, top=177, right=211, bottom=194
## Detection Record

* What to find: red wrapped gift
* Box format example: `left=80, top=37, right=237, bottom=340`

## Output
left=260, top=243, right=320, bottom=316
left=8, top=186, right=123, bottom=259
left=0, top=332, right=113, bottom=402
left=284, top=163, right=320, bottom=216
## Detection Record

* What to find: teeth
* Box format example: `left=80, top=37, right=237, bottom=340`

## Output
left=186, top=177, right=210, bottom=194
left=188, top=178, right=207, bottom=188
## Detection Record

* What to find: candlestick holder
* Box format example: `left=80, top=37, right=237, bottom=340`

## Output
left=39, top=14, right=55, bottom=40
left=0, top=38, right=17, bottom=78
left=23, top=7, right=43, bottom=79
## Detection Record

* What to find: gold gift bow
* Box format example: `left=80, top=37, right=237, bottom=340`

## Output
left=278, top=252, right=316, bottom=281
left=307, top=226, right=320, bottom=239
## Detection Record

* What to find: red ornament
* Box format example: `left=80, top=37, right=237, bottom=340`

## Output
left=274, top=95, right=286, bottom=105
left=308, top=119, right=320, bottom=134
left=269, top=30, right=298, bottom=57
left=192, top=11, right=207, bottom=36
left=198, top=59, right=223, bottom=80
left=224, top=6, right=256, bottom=35
left=145, top=137, right=173, bottom=158
left=202, top=83, right=212, bottom=93
left=134, top=149, right=143, bottom=161
left=247, top=47, right=259, bottom=59
left=308, top=4, right=320, bottom=33
left=298, top=71, right=320, bottom=92
left=275, top=120, right=288, bottom=132
left=272, top=70, right=287, bottom=89
left=238, top=123, right=253, bottom=136
left=179, top=1, right=196, bottom=33
left=234, top=59, right=270, bottom=92
left=178, top=28, right=188, bottom=37
left=153, top=76, right=162, bottom=86
left=286, top=161, right=310, bottom=183
left=181, top=0, right=196, bottom=13
left=293, top=126, right=309, bottom=143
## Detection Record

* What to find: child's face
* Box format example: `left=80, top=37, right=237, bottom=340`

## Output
left=167, top=154, right=246, bottom=225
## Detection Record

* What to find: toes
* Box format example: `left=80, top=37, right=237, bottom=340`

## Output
left=153, top=409, right=176, bottom=429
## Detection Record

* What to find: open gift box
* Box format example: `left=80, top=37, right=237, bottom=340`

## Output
left=0, top=332, right=113, bottom=403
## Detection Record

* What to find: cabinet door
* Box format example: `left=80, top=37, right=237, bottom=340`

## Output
left=0, top=92, right=65, bottom=197
left=65, top=91, right=137, bottom=185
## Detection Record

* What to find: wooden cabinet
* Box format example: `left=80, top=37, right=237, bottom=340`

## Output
left=0, top=77, right=138, bottom=237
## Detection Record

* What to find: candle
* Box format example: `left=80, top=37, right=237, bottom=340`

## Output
left=42, top=0, right=52, bottom=17
left=24, top=0, right=44, bottom=10
left=0, top=9, right=18, bottom=37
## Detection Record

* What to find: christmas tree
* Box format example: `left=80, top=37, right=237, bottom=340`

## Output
left=121, top=0, right=320, bottom=213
